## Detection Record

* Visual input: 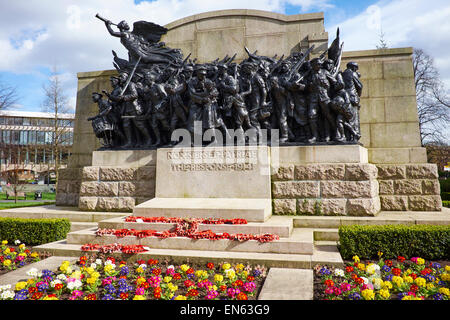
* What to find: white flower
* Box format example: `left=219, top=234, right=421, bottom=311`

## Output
left=0, top=284, right=12, bottom=292
left=334, top=268, right=345, bottom=277
left=136, top=218, right=143, bottom=223
left=95, top=259, right=102, bottom=265
left=26, top=267, right=39, bottom=278
left=167, top=265, right=175, bottom=271
left=57, top=274, right=67, bottom=282
left=138, top=264, right=147, bottom=270
left=360, top=276, right=369, bottom=284
left=90, top=263, right=97, bottom=269
left=14, top=240, right=21, bottom=245
left=0, top=290, right=15, bottom=300
left=50, top=280, right=62, bottom=288
left=67, top=280, right=82, bottom=290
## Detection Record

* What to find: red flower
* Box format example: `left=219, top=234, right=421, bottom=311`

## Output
left=237, top=292, right=248, bottom=300
left=120, top=260, right=127, bottom=265
left=385, top=260, right=393, bottom=267
left=137, top=259, right=146, bottom=265
left=397, top=256, right=405, bottom=263
left=148, top=259, right=158, bottom=265
left=233, top=280, right=243, bottom=287
left=350, top=273, right=358, bottom=280
left=392, top=268, right=402, bottom=276
left=355, top=277, right=364, bottom=285
left=324, top=279, right=334, bottom=287
left=421, top=268, right=431, bottom=275
left=28, top=287, right=37, bottom=294
left=86, top=294, right=97, bottom=300
left=31, top=292, right=43, bottom=300
left=154, top=286, right=162, bottom=294
left=345, top=266, right=354, bottom=273
left=187, top=289, right=199, bottom=297
left=141, top=282, right=150, bottom=289
left=9, top=248, right=15, bottom=252
left=152, top=268, right=161, bottom=276
left=410, top=284, right=418, bottom=292
left=80, top=256, right=87, bottom=262
left=55, top=283, right=64, bottom=291
left=107, top=257, right=115, bottom=264
left=410, top=273, right=418, bottom=280
left=206, top=263, right=214, bottom=270
left=186, top=268, right=194, bottom=274
left=120, top=292, right=129, bottom=300
left=173, top=273, right=181, bottom=280
left=184, top=280, right=195, bottom=288
left=247, top=276, right=255, bottom=281
left=220, top=285, right=227, bottom=292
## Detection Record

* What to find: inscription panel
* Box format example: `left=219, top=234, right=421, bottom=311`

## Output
left=155, top=146, right=271, bottom=199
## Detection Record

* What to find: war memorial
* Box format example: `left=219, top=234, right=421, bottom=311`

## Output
left=12, top=9, right=445, bottom=299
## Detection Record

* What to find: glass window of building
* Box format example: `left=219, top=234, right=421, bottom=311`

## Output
left=37, top=131, right=45, bottom=145
left=28, top=130, right=36, bottom=144
left=23, top=118, right=31, bottom=126
left=11, top=131, right=20, bottom=144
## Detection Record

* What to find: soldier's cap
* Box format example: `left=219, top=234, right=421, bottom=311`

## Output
left=194, top=64, right=207, bottom=71
left=183, top=65, right=194, bottom=71
left=310, top=57, right=322, bottom=65
left=217, top=63, right=228, bottom=69
left=92, top=92, right=103, bottom=97
left=241, top=61, right=257, bottom=69
left=347, top=61, right=359, bottom=69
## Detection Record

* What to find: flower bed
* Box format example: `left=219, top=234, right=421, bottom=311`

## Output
left=0, top=240, right=50, bottom=277
left=314, top=253, right=450, bottom=300
left=0, top=254, right=267, bottom=300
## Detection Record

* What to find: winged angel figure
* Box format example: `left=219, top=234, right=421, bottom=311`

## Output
left=99, top=15, right=183, bottom=67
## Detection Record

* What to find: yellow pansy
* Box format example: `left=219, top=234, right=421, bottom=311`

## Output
left=214, top=274, right=224, bottom=283
left=222, top=263, right=231, bottom=270
left=379, top=289, right=390, bottom=299
left=133, top=295, right=145, bottom=300
left=414, top=277, right=426, bottom=287
left=180, top=264, right=190, bottom=272
left=352, top=255, right=360, bottom=263
left=175, top=295, right=187, bottom=300
left=361, top=289, right=375, bottom=300
left=163, top=276, right=172, bottom=283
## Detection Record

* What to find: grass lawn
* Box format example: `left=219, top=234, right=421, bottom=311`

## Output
left=0, top=192, right=56, bottom=201
left=0, top=201, right=55, bottom=210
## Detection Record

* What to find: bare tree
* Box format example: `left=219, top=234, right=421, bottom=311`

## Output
left=376, top=27, right=388, bottom=50
left=0, top=78, right=18, bottom=110
left=41, top=67, right=73, bottom=188
left=413, top=48, right=450, bottom=145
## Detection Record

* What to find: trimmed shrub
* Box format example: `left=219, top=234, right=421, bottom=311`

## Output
left=338, top=224, right=450, bottom=260
left=440, top=178, right=450, bottom=192
left=0, top=218, right=71, bottom=245
left=443, top=200, right=450, bottom=208
left=441, top=192, right=450, bottom=201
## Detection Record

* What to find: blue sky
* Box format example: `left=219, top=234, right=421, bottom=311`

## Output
left=0, top=0, right=449, bottom=116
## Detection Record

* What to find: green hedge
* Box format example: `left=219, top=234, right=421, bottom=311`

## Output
left=443, top=200, right=450, bottom=208
left=440, top=178, right=450, bottom=193
left=441, top=192, right=450, bottom=201
left=0, top=218, right=71, bottom=246
left=338, top=224, right=450, bottom=260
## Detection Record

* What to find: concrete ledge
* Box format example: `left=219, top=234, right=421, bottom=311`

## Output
left=273, top=145, right=368, bottom=164
left=133, top=197, right=272, bottom=222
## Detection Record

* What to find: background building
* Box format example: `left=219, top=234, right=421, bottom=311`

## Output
left=0, top=110, right=74, bottom=188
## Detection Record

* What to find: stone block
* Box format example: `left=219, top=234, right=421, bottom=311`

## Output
left=320, top=181, right=378, bottom=199
left=421, top=180, right=441, bottom=195
left=78, top=197, right=98, bottom=211
left=383, top=59, right=414, bottom=79
left=196, top=28, right=246, bottom=63
left=136, top=181, right=156, bottom=197
left=67, top=181, right=81, bottom=194
left=137, top=166, right=156, bottom=180
left=96, top=197, right=120, bottom=211
left=409, top=148, right=428, bottom=163
left=370, top=122, right=422, bottom=148
left=369, top=148, right=411, bottom=164
left=393, top=180, right=422, bottom=195
left=384, top=96, right=419, bottom=123
left=275, top=145, right=368, bottom=164
left=119, top=197, right=136, bottom=211
left=271, top=164, right=294, bottom=181
left=344, top=163, right=378, bottom=181
left=272, top=181, right=320, bottom=198
left=81, top=167, right=99, bottom=181
left=294, top=164, right=345, bottom=180
left=97, top=182, right=119, bottom=197
left=376, top=165, right=406, bottom=180
left=245, top=34, right=288, bottom=59
left=79, top=181, right=98, bottom=196
left=55, top=193, right=67, bottom=206
left=408, top=195, right=442, bottom=211
left=380, top=195, right=408, bottom=211
left=273, top=199, right=296, bottom=215
left=346, top=198, right=381, bottom=216
left=379, top=180, right=394, bottom=195
left=297, top=198, right=347, bottom=216
left=58, top=168, right=81, bottom=180
left=406, top=164, right=439, bottom=179
left=100, top=167, right=137, bottom=181
left=118, top=181, right=136, bottom=197
left=383, top=78, right=416, bottom=97
left=359, top=98, right=385, bottom=124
